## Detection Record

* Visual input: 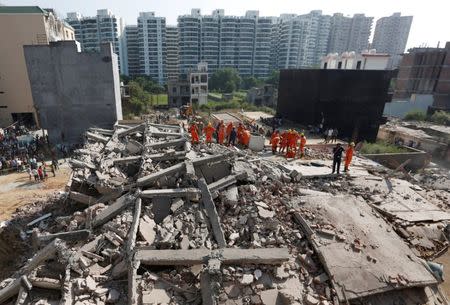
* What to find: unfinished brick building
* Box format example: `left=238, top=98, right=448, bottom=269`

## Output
left=394, top=41, right=450, bottom=112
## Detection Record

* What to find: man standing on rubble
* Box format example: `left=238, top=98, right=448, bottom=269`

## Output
left=203, top=123, right=215, bottom=145
left=228, top=127, right=237, bottom=146
left=189, top=122, right=199, bottom=144
left=299, top=133, right=307, bottom=158
left=344, top=142, right=355, bottom=172
left=218, top=122, right=225, bottom=145
left=332, top=143, right=345, bottom=174
left=270, top=130, right=280, bottom=154
left=226, top=122, right=233, bottom=142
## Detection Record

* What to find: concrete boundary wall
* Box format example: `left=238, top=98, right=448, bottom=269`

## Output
left=362, top=146, right=431, bottom=171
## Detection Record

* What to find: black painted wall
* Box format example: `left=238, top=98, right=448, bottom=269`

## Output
left=277, top=69, right=393, bottom=142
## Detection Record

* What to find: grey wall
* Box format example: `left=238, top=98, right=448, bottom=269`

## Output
left=24, top=41, right=122, bottom=144
left=383, top=95, right=434, bottom=118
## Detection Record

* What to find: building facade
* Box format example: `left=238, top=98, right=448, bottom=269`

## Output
left=327, top=13, right=373, bottom=54
left=137, top=12, right=166, bottom=84
left=394, top=42, right=450, bottom=112
left=123, top=25, right=139, bottom=76
left=321, top=50, right=390, bottom=70
left=0, top=6, right=74, bottom=127
left=168, top=62, right=208, bottom=107
left=23, top=41, right=122, bottom=144
left=372, top=13, right=413, bottom=68
left=177, top=9, right=274, bottom=77
left=66, top=9, right=124, bottom=73
left=166, top=26, right=180, bottom=81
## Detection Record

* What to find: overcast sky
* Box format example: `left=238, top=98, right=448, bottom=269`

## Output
left=2, top=0, right=448, bottom=49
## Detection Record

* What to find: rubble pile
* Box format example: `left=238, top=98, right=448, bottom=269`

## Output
left=0, top=118, right=448, bottom=305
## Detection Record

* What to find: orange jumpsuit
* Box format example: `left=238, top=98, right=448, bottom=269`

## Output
left=189, top=124, right=199, bottom=144
left=280, top=132, right=288, bottom=153
left=237, top=124, right=244, bottom=144
left=226, top=122, right=233, bottom=140
left=285, top=131, right=295, bottom=158
left=270, top=132, right=280, bottom=154
left=203, top=125, right=215, bottom=144
left=218, top=124, right=225, bottom=144
left=242, top=130, right=251, bottom=146
left=299, top=136, right=306, bottom=157
left=344, top=146, right=354, bottom=171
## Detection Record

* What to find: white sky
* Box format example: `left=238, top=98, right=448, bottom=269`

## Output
left=2, top=0, right=449, bottom=49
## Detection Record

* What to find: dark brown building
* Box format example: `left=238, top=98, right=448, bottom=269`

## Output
left=394, top=42, right=450, bottom=111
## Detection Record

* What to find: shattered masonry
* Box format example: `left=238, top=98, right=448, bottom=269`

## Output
left=0, top=117, right=449, bottom=305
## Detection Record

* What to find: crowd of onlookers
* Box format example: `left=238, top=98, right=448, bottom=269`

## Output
left=0, top=124, right=61, bottom=181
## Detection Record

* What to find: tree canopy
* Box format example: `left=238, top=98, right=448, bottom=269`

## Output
left=209, top=68, right=242, bottom=93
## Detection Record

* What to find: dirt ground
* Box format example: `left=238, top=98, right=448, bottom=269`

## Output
left=0, top=163, right=71, bottom=222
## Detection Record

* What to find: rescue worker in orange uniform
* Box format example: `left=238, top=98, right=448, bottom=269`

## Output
left=218, top=122, right=225, bottom=145
left=189, top=122, right=199, bottom=144
left=270, top=130, right=280, bottom=154
left=279, top=131, right=288, bottom=153
left=299, top=133, right=307, bottom=158
left=241, top=129, right=251, bottom=147
left=237, top=123, right=245, bottom=144
left=203, top=123, right=215, bottom=145
left=226, top=122, right=233, bottom=143
left=285, top=130, right=296, bottom=158
left=344, top=142, right=355, bottom=172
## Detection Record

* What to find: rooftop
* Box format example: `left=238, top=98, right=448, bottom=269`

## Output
left=0, top=6, right=46, bottom=14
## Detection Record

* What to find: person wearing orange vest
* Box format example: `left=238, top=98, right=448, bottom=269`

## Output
left=279, top=131, right=288, bottom=153
left=226, top=122, right=233, bottom=143
left=189, top=123, right=199, bottom=144
left=344, top=142, right=355, bottom=172
left=270, top=130, right=280, bottom=154
left=237, top=123, right=244, bottom=144
left=242, top=129, right=251, bottom=147
left=299, top=133, right=307, bottom=158
left=203, top=123, right=215, bottom=144
left=218, top=122, right=225, bottom=145
left=285, top=130, right=296, bottom=158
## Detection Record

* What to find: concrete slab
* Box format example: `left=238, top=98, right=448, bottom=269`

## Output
left=293, top=194, right=437, bottom=301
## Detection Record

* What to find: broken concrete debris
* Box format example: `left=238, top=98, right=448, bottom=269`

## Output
left=0, top=117, right=448, bottom=305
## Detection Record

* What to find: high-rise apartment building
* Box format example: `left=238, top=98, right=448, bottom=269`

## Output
left=328, top=13, right=373, bottom=54
left=177, top=9, right=274, bottom=77
left=166, top=26, right=180, bottom=80
left=137, top=12, right=166, bottom=84
left=372, top=13, right=413, bottom=68
left=0, top=6, right=74, bottom=126
left=66, top=9, right=124, bottom=73
left=272, top=11, right=331, bottom=69
left=123, top=26, right=139, bottom=76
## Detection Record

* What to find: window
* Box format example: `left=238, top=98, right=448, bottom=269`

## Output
left=356, top=61, right=362, bottom=70
left=338, top=61, right=342, bottom=69
left=323, top=62, right=327, bottom=69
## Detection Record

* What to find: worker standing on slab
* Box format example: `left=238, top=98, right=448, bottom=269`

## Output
left=189, top=123, right=199, bottom=144
left=226, top=122, right=233, bottom=142
left=270, top=130, right=280, bottom=154
left=203, top=123, right=215, bottom=145
left=218, top=122, right=225, bottom=145
left=299, top=133, right=307, bottom=158
left=237, top=123, right=244, bottom=144
left=285, top=130, right=296, bottom=158
left=242, top=129, right=251, bottom=147
left=332, top=143, right=345, bottom=174
left=280, top=130, right=287, bottom=154
left=228, top=127, right=237, bottom=146
left=344, top=142, right=355, bottom=172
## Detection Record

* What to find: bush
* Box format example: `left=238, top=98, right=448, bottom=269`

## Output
left=360, top=141, right=409, bottom=154
left=430, top=111, right=450, bottom=126
left=404, top=110, right=427, bottom=121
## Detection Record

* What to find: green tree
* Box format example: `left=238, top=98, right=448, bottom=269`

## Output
left=209, top=68, right=242, bottom=93
left=266, top=70, right=280, bottom=88
left=242, top=76, right=264, bottom=89
left=430, top=111, right=450, bottom=125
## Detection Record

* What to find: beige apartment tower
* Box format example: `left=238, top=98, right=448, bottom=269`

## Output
left=0, top=6, right=74, bottom=127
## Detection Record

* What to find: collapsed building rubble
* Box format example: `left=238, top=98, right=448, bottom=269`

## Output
left=0, top=118, right=449, bottom=305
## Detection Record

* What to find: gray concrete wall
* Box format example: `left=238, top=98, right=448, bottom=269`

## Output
left=24, top=41, right=122, bottom=144
left=362, top=147, right=431, bottom=171
left=383, top=94, right=433, bottom=118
